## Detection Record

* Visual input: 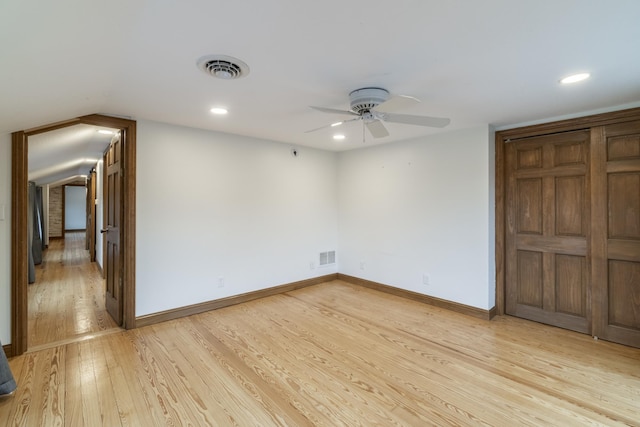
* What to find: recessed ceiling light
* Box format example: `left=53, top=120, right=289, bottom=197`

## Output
left=560, top=73, right=590, bottom=84
left=210, top=107, right=228, bottom=115
left=98, top=130, right=114, bottom=135
left=333, top=134, right=346, bottom=140
left=331, top=122, right=343, bottom=127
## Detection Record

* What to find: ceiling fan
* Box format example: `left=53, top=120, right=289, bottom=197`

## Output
left=306, top=87, right=450, bottom=139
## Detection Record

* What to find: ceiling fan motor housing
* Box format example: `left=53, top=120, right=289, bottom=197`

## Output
left=349, top=87, right=389, bottom=114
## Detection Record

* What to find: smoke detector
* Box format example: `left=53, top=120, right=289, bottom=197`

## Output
left=197, top=55, right=250, bottom=80
left=349, top=87, right=390, bottom=114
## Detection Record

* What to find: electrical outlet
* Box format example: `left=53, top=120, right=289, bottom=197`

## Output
left=360, top=261, right=365, bottom=270
left=218, top=276, right=225, bottom=288
left=310, top=261, right=315, bottom=270
left=422, top=273, right=430, bottom=285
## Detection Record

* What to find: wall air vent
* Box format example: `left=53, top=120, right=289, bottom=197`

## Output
left=319, top=250, right=336, bottom=266
left=196, top=55, right=250, bottom=80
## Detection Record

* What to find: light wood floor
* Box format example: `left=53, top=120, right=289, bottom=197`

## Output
left=28, top=232, right=118, bottom=350
left=2, top=280, right=639, bottom=426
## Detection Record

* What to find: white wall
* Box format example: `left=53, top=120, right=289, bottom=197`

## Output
left=0, top=120, right=496, bottom=345
left=64, top=186, right=86, bottom=230
left=337, top=126, right=495, bottom=310
left=136, top=120, right=338, bottom=316
left=0, top=134, right=11, bottom=344
left=95, top=160, right=104, bottom=271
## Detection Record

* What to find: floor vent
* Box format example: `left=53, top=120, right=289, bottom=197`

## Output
left=319, top=251, right=336, bottom=266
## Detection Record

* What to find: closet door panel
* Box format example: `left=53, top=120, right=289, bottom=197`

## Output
left=506, top=131, right=590, bottom=333
left=592, top=121, right=640, bottom=347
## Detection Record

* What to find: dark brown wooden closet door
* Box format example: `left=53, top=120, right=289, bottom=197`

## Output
left=592, top=120, right=640, bottom=347
left=505, top=130, right=591, bottom=333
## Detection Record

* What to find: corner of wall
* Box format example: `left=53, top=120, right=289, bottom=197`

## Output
left=0, top=133, right=12, bottom=343
left=488, top=125, right=497, bottom=309
left=336, top=125, right=495, bottom=310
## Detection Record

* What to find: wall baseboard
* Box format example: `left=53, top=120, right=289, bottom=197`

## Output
left=3, top=273, right=495, bottom=351
left=136, top=273, right=338, bottom=328
left=338, top=274, right=496, bottom=321
left=2, top=343, right=13, bottom=358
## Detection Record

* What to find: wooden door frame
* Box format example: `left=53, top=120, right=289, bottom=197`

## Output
left=495, top=107, right=640, bottom=316
left=91, top=169, right=97, bottom=262
left=10, top=114, right=136, bottom=356
left=87, top=169, right=97, bottom=261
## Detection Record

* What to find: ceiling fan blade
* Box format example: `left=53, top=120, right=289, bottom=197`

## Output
left=380, top=112, right=450, bottom=128
left=304, top=117, right=361, bottom=133
left=310, top=106, right=359, bottom=116
left=365, top=119, right=389, bottom=138
left=373, top=95, right=421, bottom=113
left=304, top=123, right=334, bottom=134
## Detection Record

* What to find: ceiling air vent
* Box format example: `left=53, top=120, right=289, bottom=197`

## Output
left=197, top=55, right=250, bottom=80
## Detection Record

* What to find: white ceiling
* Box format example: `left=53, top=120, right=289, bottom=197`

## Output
left=2, top=1, right=640, bottom=184
left=28, top=124, right=116, bottom=186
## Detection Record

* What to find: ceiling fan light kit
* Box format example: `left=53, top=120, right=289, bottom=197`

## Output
left=348, top=87, right=390, bottom=114
left=308, top=87, right=450, bottom=141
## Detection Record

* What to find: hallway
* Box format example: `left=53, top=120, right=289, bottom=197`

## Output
left=28, top=232, right=119, bottom=351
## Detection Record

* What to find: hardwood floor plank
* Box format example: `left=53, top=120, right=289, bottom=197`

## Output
left=288, top=282, right=640, bottom=425
left=2, top=280, right=639, bottom=425
left=29, top=232, right=118, bottom=349
left=143, top=323, right=223, bottom=426
left=78, top=341, right=103, bottom=426
left=188, top=315, right=347, bottom=426
left=238, top=293, right=516, bottom=425
left=125, top=330, right=188, bottom=426
left=0, top=356, right=24, bottom=425
left=106, top=332, right=169, bottom=426
left=100, top=332, right=145, bottom=427
left=2, top=348, right=65, bottom=426
left=64, top=342, right=85, bottom=427
left=88, top=339, right=123, bottom=427
left=222, top=301, right=461, bottom=425
left=42, top=346, right=65, bottom=427
left=213, top=294, right=501, bottom=425
left=177, top=316, right=317, bottom=426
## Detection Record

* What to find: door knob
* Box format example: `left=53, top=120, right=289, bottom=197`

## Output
left=100, top=229, right=109, bottom=233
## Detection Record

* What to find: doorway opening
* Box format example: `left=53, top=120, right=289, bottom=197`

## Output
left=11, top=114, right=137, bottom=356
